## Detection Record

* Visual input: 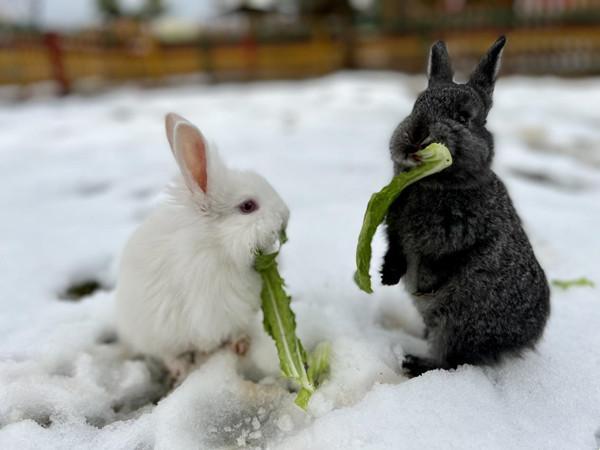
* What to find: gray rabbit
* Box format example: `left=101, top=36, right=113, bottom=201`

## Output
left=381, top=36, right=550, bottom=376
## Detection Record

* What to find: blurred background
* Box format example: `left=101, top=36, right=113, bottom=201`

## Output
left=1, top=0, right=599, bottom=301
left=0, top=5, right=599, bottom=444
left=1, top=0, right=599, bottom=97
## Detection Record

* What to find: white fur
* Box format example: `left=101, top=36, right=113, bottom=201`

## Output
left=115, top=114, right=289, bottom=365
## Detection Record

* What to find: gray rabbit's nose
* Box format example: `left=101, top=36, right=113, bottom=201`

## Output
left=403, top=135, right=433, bottom=157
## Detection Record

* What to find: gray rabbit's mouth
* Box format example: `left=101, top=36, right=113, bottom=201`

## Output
left=392, top=134, right=439, bottom=172
left=394, top=157, right=420, bottom=172
left=393, top=144, right=432, bottom=171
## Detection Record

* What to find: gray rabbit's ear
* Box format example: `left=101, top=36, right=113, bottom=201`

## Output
left=468, top=36, right=507, bottom=98
left=427, top=41, right=454, bottom=86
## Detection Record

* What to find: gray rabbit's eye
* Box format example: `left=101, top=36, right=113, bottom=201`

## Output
left=457, top=112, right=471, bottom=125
left=239, top=199, right=259, bottom=214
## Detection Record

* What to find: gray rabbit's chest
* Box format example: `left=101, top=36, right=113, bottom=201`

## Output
left=388, top=185, right=471, bottom=294
left=390, top=197, right=436, bottom=292
left=390, top=187, right=444, bottom=254
left=391, top=183, right=485, bottom=252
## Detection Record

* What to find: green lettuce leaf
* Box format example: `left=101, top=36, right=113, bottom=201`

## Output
left=551, top=277, right=595, bottom=290
left=255, top=245, right=330, bottom=410
left=354, top=143, right=452, bottom=293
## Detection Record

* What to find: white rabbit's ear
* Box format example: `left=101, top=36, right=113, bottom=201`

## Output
left=165, top=112, right=183, bottom=149
left=165, top=113, right=209, bottom=194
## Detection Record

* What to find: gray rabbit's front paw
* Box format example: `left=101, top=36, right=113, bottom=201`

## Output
left=381, top=247, right=407, bottom=286
left=380, top=263, right=403, bottom=286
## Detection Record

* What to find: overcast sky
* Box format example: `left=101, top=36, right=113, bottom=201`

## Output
left=1, top=0, right=371, bottom=29
left=0, top=0, right=221, bottom=29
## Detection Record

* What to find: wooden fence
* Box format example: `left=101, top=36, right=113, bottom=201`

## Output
left=0, top=33, right=342, bottom=88
left=358, top=26, right=600, bottom=75
left=1, top=24, right=599, bottom=95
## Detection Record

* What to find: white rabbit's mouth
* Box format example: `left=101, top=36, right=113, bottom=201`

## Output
left=257, top=227, right=287, bottom=255
left=261, top=238, right=280, bottom=255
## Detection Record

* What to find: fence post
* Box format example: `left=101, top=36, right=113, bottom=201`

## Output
left=43, top=32, right=70, bottom=96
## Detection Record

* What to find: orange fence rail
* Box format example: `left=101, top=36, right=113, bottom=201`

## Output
left=0, top=25, right=599, bottom=94
left=357, top=26, right=600, bottom=75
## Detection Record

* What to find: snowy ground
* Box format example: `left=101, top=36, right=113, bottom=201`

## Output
left=0, top=72, right=599, bottom=449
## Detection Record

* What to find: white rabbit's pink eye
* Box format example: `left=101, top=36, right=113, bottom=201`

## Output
left=239, top=200, right=259, bottom=214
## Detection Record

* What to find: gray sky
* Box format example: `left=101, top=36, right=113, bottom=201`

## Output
left=0, top=0, right=219, bottom=29
left=1, top=0, right=371, bottom=29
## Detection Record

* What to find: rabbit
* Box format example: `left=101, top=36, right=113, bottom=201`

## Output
left=115, top=113, right=290, bottom=382
left=380, top=36, right=550, bottom=377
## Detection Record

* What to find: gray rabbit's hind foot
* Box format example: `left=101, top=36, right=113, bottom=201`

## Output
left=402, top=354, right=445, bottom=378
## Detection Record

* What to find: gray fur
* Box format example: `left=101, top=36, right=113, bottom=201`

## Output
left=381, top=36, right=550, bottom=376
left=427, top=41, right=454, bottom=87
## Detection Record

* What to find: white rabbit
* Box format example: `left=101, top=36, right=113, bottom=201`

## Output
left=115, top=113, right=289, bottom=381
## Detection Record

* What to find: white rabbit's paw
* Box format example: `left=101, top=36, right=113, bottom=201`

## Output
left=165, top=351, right=197, bottom=387
left=230, top=336, right=251, bottom=357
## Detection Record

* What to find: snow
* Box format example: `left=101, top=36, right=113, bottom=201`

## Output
left=1, top=72, right=599, bottom=449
